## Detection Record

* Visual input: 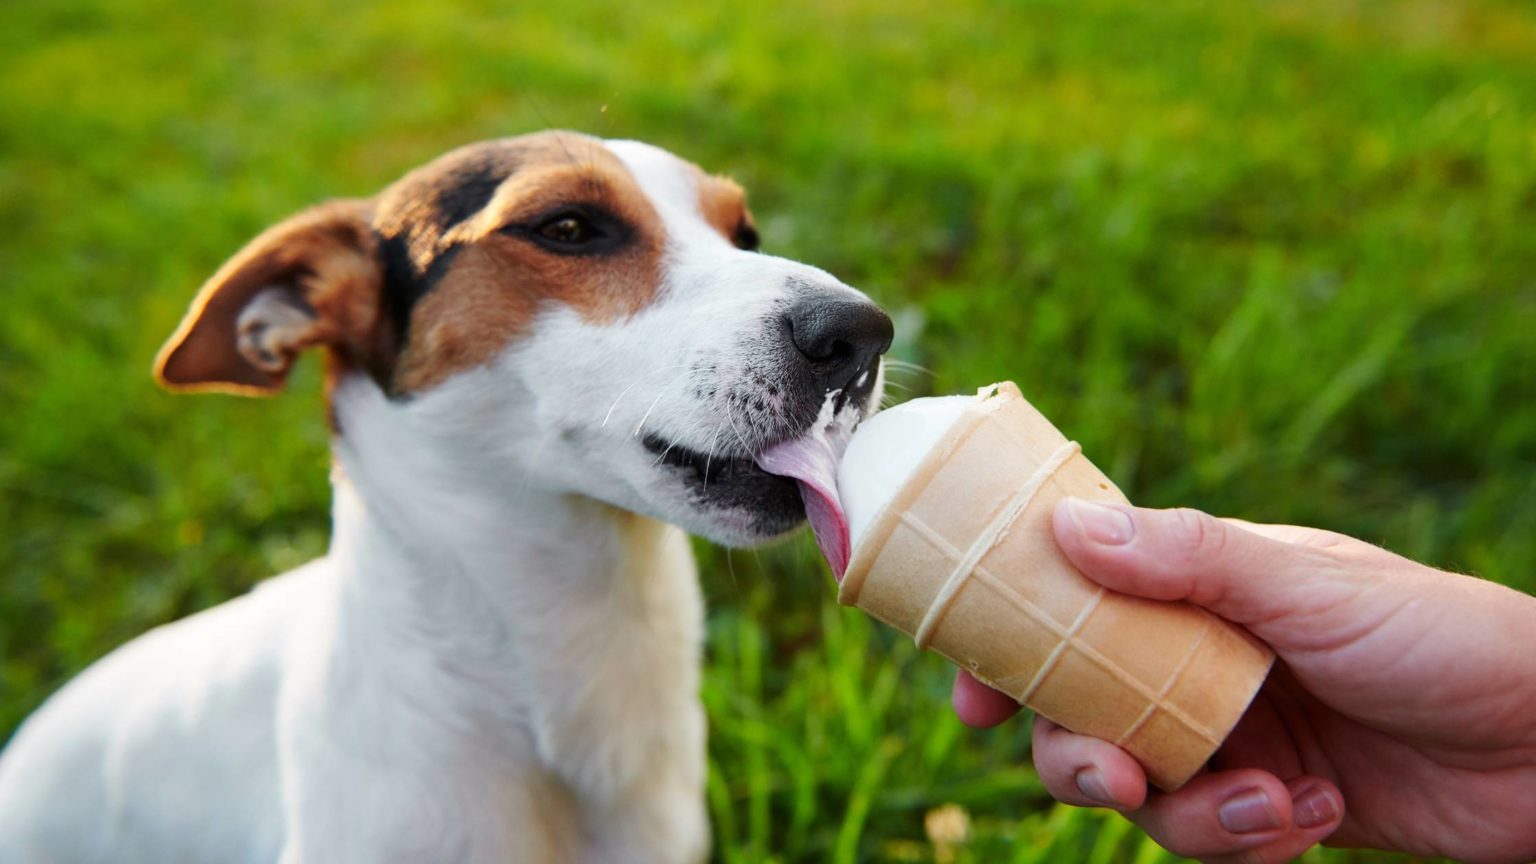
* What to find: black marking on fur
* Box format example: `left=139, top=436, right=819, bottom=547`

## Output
left=374, top=145, right=525, bottom=353
left=431, top=156, right=513, bottom=230
left=380, top=237, right=466, bottom=349
left=379, top=232, right=419, bottom=343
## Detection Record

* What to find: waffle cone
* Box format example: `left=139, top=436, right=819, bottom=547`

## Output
left=838, top=382, right=1274, bottom=790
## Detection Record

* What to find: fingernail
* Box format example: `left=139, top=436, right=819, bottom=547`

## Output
left=1066, top=498, right=1135, bottom=546
left=1074, top=767, right=1116, bottom=807
left=1218, top=787, right=1280, bottom=834
left=1292, top=784, right=1339, bottom=829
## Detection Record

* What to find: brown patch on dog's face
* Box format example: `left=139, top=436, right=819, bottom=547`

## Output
left=374, top=132, right=668, bottom=394
left=696, top=172, right=760, bottom=252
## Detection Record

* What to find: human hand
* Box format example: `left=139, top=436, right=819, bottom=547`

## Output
left=953, top=499, right=1536, bottom=864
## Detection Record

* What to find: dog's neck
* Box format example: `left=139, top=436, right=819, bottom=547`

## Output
left=316, top=374, right=704, bottom=791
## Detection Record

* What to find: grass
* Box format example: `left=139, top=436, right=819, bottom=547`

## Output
left=3, top=0, right=1534, bottom=860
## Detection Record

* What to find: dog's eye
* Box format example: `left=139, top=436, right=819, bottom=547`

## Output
left=536, top=213, right=598, bottom=246
left=515, top=207, right=631, bottom=255
left=733, top=220, right=760, bottom=252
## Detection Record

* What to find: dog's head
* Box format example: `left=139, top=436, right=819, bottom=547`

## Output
left=155, top=131, right=891, bottom=546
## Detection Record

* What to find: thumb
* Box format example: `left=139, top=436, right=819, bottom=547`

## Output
left=1051, top=498, right=1338, bottom=628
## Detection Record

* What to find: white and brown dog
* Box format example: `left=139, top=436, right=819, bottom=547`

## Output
left=0, top=131, right=890, bottom=863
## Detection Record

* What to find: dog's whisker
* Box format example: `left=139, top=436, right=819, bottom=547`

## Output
left=651, top=399, right=710, bottom=467
left=721, top=407, right=756, bottom=459
left=881, top=358, right=932, bottom=376
left=631, top=368, right=693, bottom=439
left=600, top=364, right=690, bottom=429
left=701, top=428, right=720, bottom=494
left=724, top=548, right=740, bottom=596
left=632, top=391, right=668, bottom=439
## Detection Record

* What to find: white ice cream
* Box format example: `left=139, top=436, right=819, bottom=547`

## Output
left=836, top=394, right=976, bottom=549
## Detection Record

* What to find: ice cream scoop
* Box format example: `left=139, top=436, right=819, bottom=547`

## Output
left=835, top=394, right=972, bottom=552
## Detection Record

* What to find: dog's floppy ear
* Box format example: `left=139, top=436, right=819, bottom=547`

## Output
left=154, top=198, right=391, bottom=395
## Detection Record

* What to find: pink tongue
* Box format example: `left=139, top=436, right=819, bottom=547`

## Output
left=756, top=436, right=851, bottom=580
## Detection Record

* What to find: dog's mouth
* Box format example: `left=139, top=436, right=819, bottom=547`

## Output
left=642, top=389, right=862, bottom=564
left=640, top=432, right=805, bottom=538
left=642, top=434, right=792, bottom=492
left=649, top=435, right=805, bottom=541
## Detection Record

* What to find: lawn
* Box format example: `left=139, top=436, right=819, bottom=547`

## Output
left=3, top=0, right=1534, bottom=861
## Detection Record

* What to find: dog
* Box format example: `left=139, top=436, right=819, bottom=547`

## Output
left=0, top=131, right=891, bottom=863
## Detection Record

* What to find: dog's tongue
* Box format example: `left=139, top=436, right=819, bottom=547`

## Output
left=756, top=425, right=852, bottom=580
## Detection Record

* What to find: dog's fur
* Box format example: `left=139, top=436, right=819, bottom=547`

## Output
left=0, top=132, right=890, bottom=863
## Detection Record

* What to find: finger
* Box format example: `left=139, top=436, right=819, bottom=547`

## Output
left=1030, top=717, right=1148, bottom=811
left=1129, top=769, right=1343, bottom=863
left=1218, top=518, right=1350, bottom=549
left=1191, top=777, right=1346, bottom=864
left=1051, top=498, right=1346, bottom=627
left=951, top=671, right=1022, bottom=728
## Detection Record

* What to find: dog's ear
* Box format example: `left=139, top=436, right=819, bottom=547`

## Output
left=154, top=199, right=391, bottom=395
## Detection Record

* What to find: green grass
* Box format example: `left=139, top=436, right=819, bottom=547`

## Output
left=4, top=0, right=1534, bottom=860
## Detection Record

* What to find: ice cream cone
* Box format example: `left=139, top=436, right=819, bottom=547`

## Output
left=837, top=382, right=1274, bottom=791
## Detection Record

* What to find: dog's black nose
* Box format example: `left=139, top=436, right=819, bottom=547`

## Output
left=786, top=293, right=894, bottom=396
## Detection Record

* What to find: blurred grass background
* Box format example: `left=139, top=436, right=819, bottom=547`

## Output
left=3, top=0, right=1534, bottom=860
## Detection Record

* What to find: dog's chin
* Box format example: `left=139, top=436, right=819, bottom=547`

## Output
left=639, top=434, right=806, bottom=547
